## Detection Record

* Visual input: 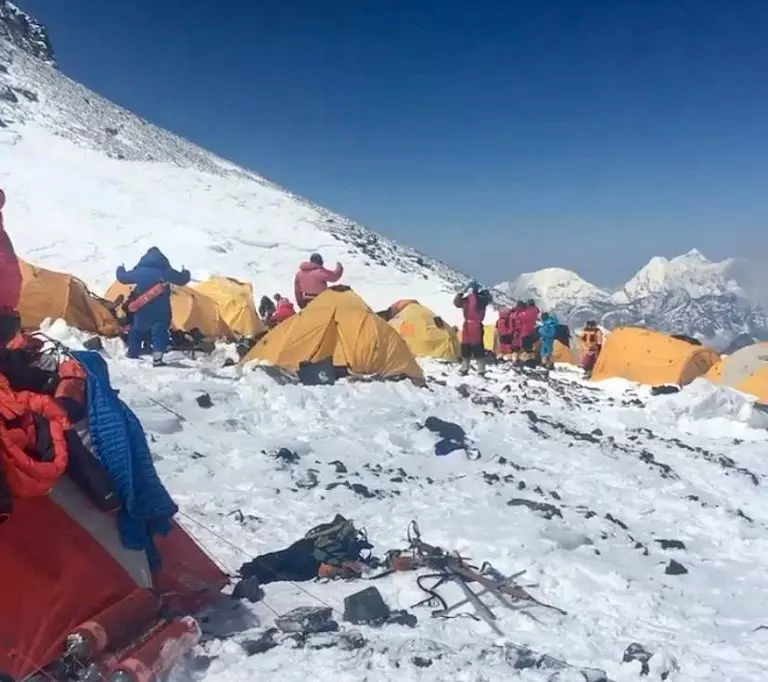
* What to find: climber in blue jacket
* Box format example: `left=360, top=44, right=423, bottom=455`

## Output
left=538, top=312, right=559, bottom=370
left=116, top=247, right=190, bottom=366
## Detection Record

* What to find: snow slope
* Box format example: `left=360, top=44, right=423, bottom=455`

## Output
left=45, top=321, right=768, bottom=682
left=0, top=37, right=481, bottom=325
left=4, top=8, right=768, bottom=681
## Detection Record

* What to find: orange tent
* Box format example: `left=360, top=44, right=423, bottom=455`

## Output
left=592, top=327, right=718, bottom=386
left=18, top=260, right=119, bottom=336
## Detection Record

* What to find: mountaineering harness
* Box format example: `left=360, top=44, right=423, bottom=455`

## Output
left=126, top=282, right=168, bottom=313
left=372, top=521, right=566, bottom=636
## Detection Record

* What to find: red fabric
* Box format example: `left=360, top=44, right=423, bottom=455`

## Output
left=0, top=190, right=22, bottom=314
left=0, top=495, right=140, bottom=678
left=0, top=374, right=71, bottom=498
left=453, top=292, right=486, bottom=346
left=55, top=359, right=88, bottom=408
left=580, top=329, right=603, bottom=351
left=581, top=349, right=598, bottom=371
left=272, top=297, right=296, bottom=324
left=293, top=261, right=344, bottom=304
left=6, top=334, right=44, bottom=353
left=508, top=307, right=522, bottom=348
left=127, top=282, right=168, bottom=313
left=153, top=520, right=228, bottom=613
left=496, top=310, right=513, bottom=354
left=579, top=329, right=603, bottom=370
left=517, top=305, right=540, bottom=340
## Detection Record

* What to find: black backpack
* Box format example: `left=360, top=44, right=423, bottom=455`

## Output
left=304, top=514, right=372, bottom=566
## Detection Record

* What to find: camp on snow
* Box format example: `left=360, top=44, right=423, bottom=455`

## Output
left=104, top=281, right=233, bottom=340
left=706, top=341, right=768, bottom=404
left=383, top=299, right=461, bottom=361
left=242, top=288, right=425, bottom=383
left=591, top=327, right=720, bottom=387
left=191, top=276, right=266, bottom=339
left=17, top=260, right=119, bottom=338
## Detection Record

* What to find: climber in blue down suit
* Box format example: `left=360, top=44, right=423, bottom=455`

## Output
left=116, top=247, right=190, bottom=366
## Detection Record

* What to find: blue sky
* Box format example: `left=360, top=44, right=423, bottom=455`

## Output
left=20, top=0, right=768, bottom=285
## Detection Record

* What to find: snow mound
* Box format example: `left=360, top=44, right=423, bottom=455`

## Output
left=646, top=378, right=765, bottom=441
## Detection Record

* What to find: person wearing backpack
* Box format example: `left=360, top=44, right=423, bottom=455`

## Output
left=538, top=311, right=559, bottom=370
left=454, top=280, right=492, bottom=376
left=116, top=247, right=190, bottom=366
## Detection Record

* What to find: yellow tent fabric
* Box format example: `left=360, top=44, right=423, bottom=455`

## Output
left=242, top=289, right=424, bottom=382
left=104, top=281, right=232, bottom=339
left=705, top=342, right=768, bottom=385
left=736, top=367, right=768, bottom=404
left=704, top=342, right=768, bottom=403
left=388, top=301, right=460, bottom=361
left=18, top=260, right=119, bottom=336
left=192, top=277, right=265, bottom=338
left=591, top=327, right=719, bottom=386
left=553, top=340, right=577, bottom=364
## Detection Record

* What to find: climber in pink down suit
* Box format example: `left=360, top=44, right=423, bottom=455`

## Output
left=453, top=280, right=492, bottom=377
left=293, top=253, right=344, bottom=309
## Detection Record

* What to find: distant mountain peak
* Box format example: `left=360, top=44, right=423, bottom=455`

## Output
left=495, top=250, right=768, bottom=346
left=680, top=247, right=707, bottom=260
left=0, top=1, right=55, bottom=64
left=495, top=266, right=612, bottom=313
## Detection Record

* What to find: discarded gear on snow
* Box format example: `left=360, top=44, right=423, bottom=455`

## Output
left=373, top=520, right=566, bottom=637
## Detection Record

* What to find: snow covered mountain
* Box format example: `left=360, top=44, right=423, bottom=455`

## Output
left=4, top=6, right=768, bottom=682
left=499, top=267, right=615, bottom=312
left=497, top=251, right=768, bottom=347
left=0, top=0, right=53, bottom=64
left=0, top=2, right=484, bottom=326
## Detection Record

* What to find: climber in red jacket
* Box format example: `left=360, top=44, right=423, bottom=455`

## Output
left=496, top=308, right=514, bottom=360
left=0, top=189, right=22, bottom=347
left=293, top=253, right=344, bottom=309
left=517, top=299, right=540, bottom=364
left=270, top=294, right=296, bottom=326
left=508, top=302, right=523, bottom=363
left=454, top=280, right=492, bottom=376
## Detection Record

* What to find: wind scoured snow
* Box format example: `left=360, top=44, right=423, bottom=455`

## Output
left=43, top=321, right=768, bottom=682
left=645, top=378, right=765, bottom=442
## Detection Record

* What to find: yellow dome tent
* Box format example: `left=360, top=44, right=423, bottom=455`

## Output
left=736, top=368, right=768, bottom=404
left=242, top=288, right=424, bottom=382
left=104, top=281, right=232, bottom=339
left=192, top=276, right=265, bottom=339
left=388, top=299, right=460, bottom=361
left=18, top=260, right=119, bottom=336
left=591, top=327, right=719, bottom=386
left=705, top=342, right=768, bottom=402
